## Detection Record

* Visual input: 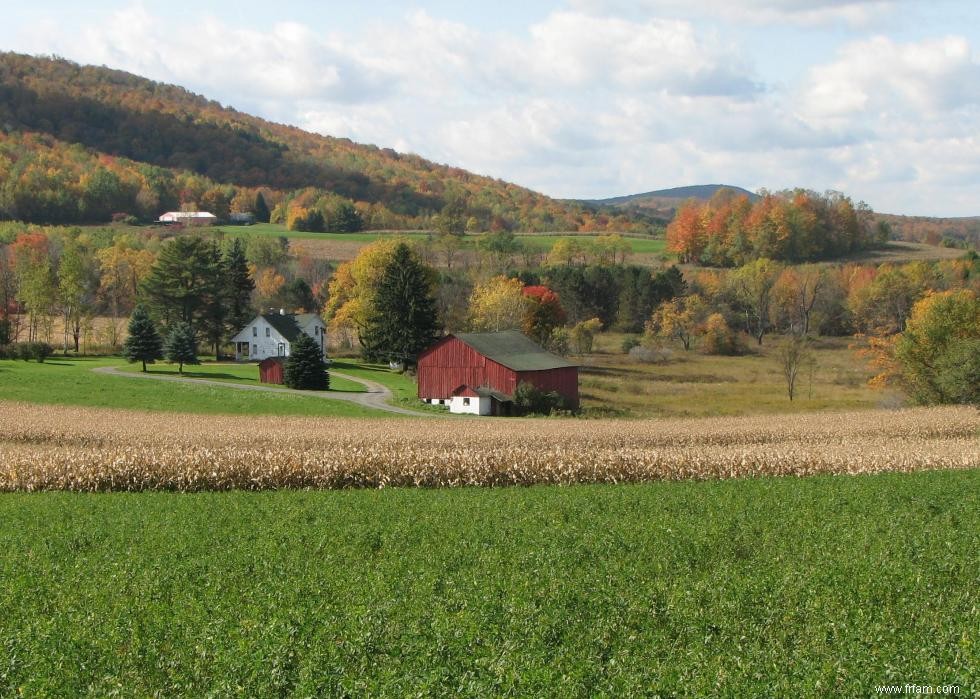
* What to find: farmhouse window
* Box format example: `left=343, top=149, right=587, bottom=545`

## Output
left=278, top=343, right=285, bottom=356
left=252, top=344, right=257, bottom=355
left=463, top=398, right=470, bottom=406
left=265, top=327, right=271, bottom=337
left=252, top=327, right=257, bottom=337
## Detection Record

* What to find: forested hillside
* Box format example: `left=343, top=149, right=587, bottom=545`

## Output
left=0, top=52, right=649, bottom=233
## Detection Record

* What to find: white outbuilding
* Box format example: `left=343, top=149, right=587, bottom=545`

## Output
left=158, top=211, right=217, bottom=225
left=448, top=385, right=512, bottom=416
left=230, top=310, right=327, bottom=361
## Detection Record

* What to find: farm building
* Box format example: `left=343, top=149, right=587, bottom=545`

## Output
left=229, top=212, right=256, bottom=225
left=157, top=211, right=217, bottom=225
left=417, top=331, right=579, bottom=414
left=258, top=357, right=285, bottom=385
left=230, top=310, right=327, bottom=361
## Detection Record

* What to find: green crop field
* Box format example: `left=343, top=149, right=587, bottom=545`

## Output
left=0, top=357, right=390, bottom=417
left=213, top=223, right=668, bottom=258
left=0, top=470, right=975, bottom=696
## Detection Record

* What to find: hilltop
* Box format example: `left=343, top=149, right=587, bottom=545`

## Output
left=0, top=52, right=650, bottom=233
left=584, top=184, right=759, bottom=211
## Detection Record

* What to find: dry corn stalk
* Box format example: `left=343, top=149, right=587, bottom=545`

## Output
left=0, top=401, right=976, bottom=492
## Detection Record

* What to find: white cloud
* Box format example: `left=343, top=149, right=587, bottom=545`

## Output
left=801, top=35, right=980, bottom=122
left=569, top=0, right=900, bottom=27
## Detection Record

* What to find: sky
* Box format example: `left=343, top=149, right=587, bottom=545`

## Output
left=3, top=0, right=979, bottom=216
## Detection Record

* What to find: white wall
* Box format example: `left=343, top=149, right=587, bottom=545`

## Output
left=449, top=395, right=491, bottom=416
left=232, top=317, right=290, bottom=360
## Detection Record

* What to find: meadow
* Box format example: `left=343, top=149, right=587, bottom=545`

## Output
left=582, top=334, right=884, bottom=417
left=0, top=357, right=389, bottom=417
left=114, top=360, right=365, bottom=392
left=212, top=223, right=669, bottom=263
left=1, top=471, right=976, bottom=695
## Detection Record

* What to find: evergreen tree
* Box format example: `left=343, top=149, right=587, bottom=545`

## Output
left=224, top=237, right=255, bottom=333
left=330, top=202, right=363, bottom=232
left=123, top=305, right=163, bottom=372
left=141, top=236, right=222, bottom=327
left=284, top=334, right=329, bottom=390
left=163, top=321, right=199, bottom=374
left=253, top=192, right=271, bottom=224
left=199, top=240, right=228, bottom=358
left=360, top=243, right=440, bottom=365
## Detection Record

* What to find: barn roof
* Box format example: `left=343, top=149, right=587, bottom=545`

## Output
left=454, top=331, right=577, bottom=371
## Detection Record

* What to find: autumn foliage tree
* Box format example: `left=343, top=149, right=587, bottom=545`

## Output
left=646, top=295, right=708, bottom=351
left=522, top=285, right=566, bottom=346
left=469, top=276, right=528, bottom=332
left=667, top=190, right=880, bottom=266
left=884, top=290, right=980, bottom=405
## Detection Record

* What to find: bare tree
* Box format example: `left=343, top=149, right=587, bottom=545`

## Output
left=779, top=335, right=813, bottom=401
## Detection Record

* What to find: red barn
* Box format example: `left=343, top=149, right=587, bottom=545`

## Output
left=258, top=357, right=285, bottom=385
left=417, top=331, right=579, bottom=411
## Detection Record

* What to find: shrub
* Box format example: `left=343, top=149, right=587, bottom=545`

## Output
left=621, top=336, right=641, bottom=354
left=628, top=345, right=672, bottom=364
left=701, top=313, right=743, bottom=356
left=547, top=327, right=570, bottom=356
left=0, top=318, right=10, bottom=345
left=7, top=342, right=53, bottom=362
left=513, top=381, right=567, bottom=416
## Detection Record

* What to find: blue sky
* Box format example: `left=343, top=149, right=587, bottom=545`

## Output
left=4, top=1, right=979, bottom=215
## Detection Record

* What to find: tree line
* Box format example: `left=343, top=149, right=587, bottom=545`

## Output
left=667, top=189, right=890, bottom=266
left=3, top=221, right=976, bottom=406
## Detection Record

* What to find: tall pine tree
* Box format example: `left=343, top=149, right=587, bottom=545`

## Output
left=123, top=305, right=163, bottom=372
left=199, top=240, right=228, bottom=358
left=224, top=237, right=255, bottom=334
left=253, top=192, right=271, bottom=224
left=360, top=243, right=439, bottom=365
left=164, top=322, right=199, bottom=374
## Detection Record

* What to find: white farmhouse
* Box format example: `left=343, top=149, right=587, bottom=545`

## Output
left=230, top=310, right=327, bottom=361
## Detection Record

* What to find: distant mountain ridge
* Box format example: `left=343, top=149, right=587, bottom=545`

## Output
left=586, top=184, right=759, bottom=209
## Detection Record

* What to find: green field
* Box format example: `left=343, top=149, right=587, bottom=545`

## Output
left=0, top=471, right=975, bottom=695
left=214, top=223, right=429, bottom=243
left=0, top=357, right=390, bottom=417
left=214, top=223, right=668, bottom=255
left=115, top=360, right=365, bottom=393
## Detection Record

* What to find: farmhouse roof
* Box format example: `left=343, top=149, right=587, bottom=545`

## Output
left=454, top=331, right=577, bottom=371
left=260, top=313, right=304, bottom=342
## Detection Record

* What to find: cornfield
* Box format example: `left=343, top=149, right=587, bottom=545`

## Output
left=1, top=401, right=976, bottom=491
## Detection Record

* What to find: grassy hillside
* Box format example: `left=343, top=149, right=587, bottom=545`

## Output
left=1, top=471, right=975, bottom=695
left=0, top=52, right=646, bottom=233
left=0, top=357, right=391, bottom=417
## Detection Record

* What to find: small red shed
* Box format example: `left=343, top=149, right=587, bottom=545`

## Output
left=417, top=331, right=579, bottom=408
left=258, top=357, right=285, bottom=385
